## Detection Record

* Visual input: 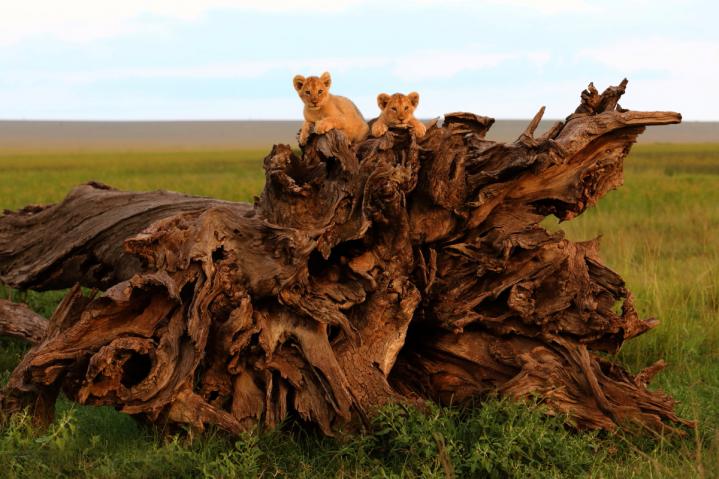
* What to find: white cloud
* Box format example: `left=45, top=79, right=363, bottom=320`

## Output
left=579, top=37, right=719, bottom=120
left=391, top=51, right=513, bottom=80
left=1, top=57, right=388, bottom=86
left=580, top=37, right=719, bottom=74
left=0, top=0, right=598, bottom=45
left=5, top=47, right=550, bottom=86
left=527, top=51, right=552, bottom=67
left=0, top=0, right=365, bottom=45
left=486, top=0, right=595, bottom=14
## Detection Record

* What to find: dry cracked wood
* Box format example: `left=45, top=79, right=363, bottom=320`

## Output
left=0, top=299, right=47, bottom=343
left=0, top=80, right=694, bottom=436
left=0, top=182, right=238, bottom=291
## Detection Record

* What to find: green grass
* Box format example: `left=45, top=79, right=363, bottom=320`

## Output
left=1, top=144, right=719, bottom=478
left=0, top=149, right=268, bottom=209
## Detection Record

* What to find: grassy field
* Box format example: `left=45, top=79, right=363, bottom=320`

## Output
left=1, top=144, right=718, bottom=478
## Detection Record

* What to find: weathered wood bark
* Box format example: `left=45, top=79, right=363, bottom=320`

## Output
left=0, top=182, right=237, bottom=291
left=0, top=299, right=47, bottom=343
left=0, top=81, right=694, bottom=436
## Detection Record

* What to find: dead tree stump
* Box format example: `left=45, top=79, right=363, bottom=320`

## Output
left=0, top=81, right=693, bottom=435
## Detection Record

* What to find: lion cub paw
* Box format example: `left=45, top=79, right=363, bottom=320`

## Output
left=412, top=121, right=427, bottom=138
left=298, top=131, right=309, bottom=145
left=314, top=119, right=335, bottom=134
left=371, top=121, right=388, bottom=137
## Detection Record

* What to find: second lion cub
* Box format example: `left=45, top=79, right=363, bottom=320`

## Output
left=293, top=72, right=369, bottom=145
left=371, top=92, right=426, bottom=138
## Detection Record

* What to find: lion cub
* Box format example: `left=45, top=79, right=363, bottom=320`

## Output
left=293, top=72, right=369, bottom=145
left=371, top=92, right=426, bottom=138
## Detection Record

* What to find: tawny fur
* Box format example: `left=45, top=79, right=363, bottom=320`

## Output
left=293, top=72, right=369, bottom=145
left=371, top=92, right=426, bottom=138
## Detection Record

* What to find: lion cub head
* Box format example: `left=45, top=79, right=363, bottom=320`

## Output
left=377, top=92, right=419, bottom=126
left=293, top=72, right=332, bottom=110
left=372, top=92, right=425, bottom=137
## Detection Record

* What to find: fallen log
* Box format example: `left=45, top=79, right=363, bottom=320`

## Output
left=0, top=182, right=238, bottom=291
left=0, top=299, right=47, bottom=343
left=0, top=80, right=693, bottom=435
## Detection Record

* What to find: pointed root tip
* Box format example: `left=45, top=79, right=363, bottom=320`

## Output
left=520, top=106, right=547, bottom=139
left=635, top=359, right=667, bottom=385
left=643, top=317, right=660, bottom=330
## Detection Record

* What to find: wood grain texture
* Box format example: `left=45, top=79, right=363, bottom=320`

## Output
left=0, top=299, right=47, bottom=343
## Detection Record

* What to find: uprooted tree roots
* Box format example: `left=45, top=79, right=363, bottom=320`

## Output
left=0, top=81, right=694, bottom=436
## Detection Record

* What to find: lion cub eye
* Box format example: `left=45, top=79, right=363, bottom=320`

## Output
left=391, top=107, right=397, bottom=112
left=404, top=106, right=409, bottom=111
left=305, top=90, right=310, bottom=95
left=318, top=89, right=323, bottom=94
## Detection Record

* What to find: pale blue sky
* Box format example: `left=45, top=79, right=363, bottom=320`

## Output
left=1, top=0, right=717, bottom=120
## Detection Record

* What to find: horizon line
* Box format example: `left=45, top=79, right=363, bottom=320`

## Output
left=1, top=118, right=716, bottom=123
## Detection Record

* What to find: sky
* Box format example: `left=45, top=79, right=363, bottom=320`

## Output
left=0, top=0, right=717, bottom=120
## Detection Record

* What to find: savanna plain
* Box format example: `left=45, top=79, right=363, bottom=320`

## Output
left=0, top=143, right=717, bottom=478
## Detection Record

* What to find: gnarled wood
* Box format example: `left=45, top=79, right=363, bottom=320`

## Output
left=0, top=182, right=238, bottom=291
left=0, top=81, right=693, bottom=436
left=0, top=299, right=47, bottom=343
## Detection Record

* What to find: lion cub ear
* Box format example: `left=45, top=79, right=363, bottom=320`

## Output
left=320, top=72, right=332, bottom=88
left=377, top=93, right=391, bottom=110
left=408, top=92, right=420, bottom=108
left=293, top=75, right=306, bottom=92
